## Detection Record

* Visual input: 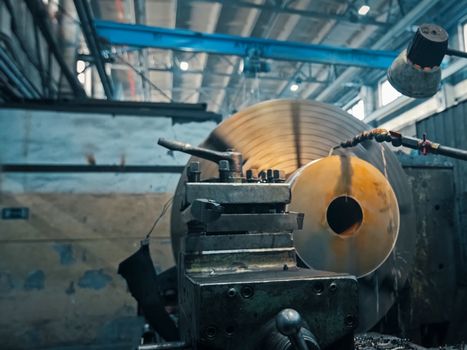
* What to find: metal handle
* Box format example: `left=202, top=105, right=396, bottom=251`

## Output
left=158, top=138, right=244, bottom=179
left=276, top=309, right=319, bottom=350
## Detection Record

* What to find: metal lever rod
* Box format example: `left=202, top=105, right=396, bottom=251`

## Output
left=158, top=138, right=232, bottom=163
left=157, top=138, right=243, bottom=177
left=276, top=309, right=317, bottom=350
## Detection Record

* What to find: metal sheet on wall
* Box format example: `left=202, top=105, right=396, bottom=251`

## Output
left=416, top=100, right=467, bottom=276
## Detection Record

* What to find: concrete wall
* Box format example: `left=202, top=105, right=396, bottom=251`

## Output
left=0, top=192, right=174, bottom=349
left=0, top=108, right=215, bottom=349
left=0, top=108, right=216, bottom=193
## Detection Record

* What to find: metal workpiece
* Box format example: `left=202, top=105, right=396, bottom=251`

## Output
left=182, top=248, right=297, bottom=274
left=171, top=100, right=416, bottom=332
left=180, top=231, right=297, bottom=274
left=178, top=269, right=358, bottom=350
left=185, top=183, right=291, bottom=205
left=288, top=155, right=400, bottom=278
left=183, top=233, right=294, bottom=253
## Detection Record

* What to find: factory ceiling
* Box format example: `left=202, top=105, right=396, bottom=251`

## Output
left=69, top=0, right=466, bottom=114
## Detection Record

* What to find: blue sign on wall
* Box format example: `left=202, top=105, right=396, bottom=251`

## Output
left=2, top=207, right=29, bottom=220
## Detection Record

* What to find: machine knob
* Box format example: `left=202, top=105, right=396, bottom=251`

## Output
left=275, top=309, right=319, bottom=350
left=276, top=309, right=302, bottom=336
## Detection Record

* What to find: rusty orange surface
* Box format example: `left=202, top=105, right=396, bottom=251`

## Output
left=288, top=155, right=399, bottom=277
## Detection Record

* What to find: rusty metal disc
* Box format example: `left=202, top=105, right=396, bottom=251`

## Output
left=288, top=155, right=400, bottom=278
left=170, top=99, right=415, bottom=331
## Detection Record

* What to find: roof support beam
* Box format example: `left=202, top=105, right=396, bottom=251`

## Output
left=94, top=20, right=398, bottom=70
left=186, top=0, right=390, bottom=27
left=74, top=0, right=114, bottom=99
left=134, top=0, right=150, bottom=101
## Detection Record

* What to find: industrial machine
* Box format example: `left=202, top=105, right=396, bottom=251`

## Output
left=157, top=137, right=358, bottom=350
left=112, top=20, right=467, bottom=349
left=119, top=100, right=415, bottom=349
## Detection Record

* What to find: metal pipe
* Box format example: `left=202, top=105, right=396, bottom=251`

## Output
left=0, top=46, right=41, bottom=98
left=423, top=144, right=467, bottom=161
left=0, top=164, right=185, bottom=173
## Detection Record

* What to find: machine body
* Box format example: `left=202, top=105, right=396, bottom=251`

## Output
left=160, top=139, right=359, bottom=349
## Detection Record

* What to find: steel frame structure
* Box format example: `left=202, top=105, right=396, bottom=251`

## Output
left=0, top=0, right=86, bottom=100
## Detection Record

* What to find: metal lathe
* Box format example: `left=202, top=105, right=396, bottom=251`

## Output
left=119, top=99, right=467, bottom=350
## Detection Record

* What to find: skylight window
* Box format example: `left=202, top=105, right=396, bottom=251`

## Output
left=380, top=79, right=402, bottom=106
left=347, top=100, right=365, bottom=120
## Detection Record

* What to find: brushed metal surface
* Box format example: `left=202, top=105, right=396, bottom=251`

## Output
left=288, top=155, right=400, bottom=278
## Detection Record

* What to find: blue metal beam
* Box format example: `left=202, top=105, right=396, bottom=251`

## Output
left=94, top=20, right=398, bottom=70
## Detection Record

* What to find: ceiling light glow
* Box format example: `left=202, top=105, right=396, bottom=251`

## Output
left=180, top=61, right=189, bottom=71
left=77, top=73, right=85, bottom=84
left=358, top=5, right=370, bottom=16
left=76, top=60, right=86, bottom=74
left=290, top=83, right=299, bottom=92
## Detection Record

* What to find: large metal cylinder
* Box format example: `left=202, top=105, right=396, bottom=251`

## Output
left=288, top=155, right=400, bottom=278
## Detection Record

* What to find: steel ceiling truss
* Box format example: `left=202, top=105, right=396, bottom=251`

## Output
left=0, top=0, right=86, bottom=100
left=74, top=0, right=114, bottom=99
left=186, top=0, right=392, bottom=27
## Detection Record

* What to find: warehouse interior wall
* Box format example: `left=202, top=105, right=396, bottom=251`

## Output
left=0, top=193, right=172, bottom=349
left=0, top=110, right=215, bottom=349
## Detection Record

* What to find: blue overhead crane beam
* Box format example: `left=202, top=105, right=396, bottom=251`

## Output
left=94, top=20, right=398, bottom=69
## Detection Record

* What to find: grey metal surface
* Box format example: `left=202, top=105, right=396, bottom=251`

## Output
left=204, top=213, right=304, bottom=233
left=183, top=233, right=294, bottom=253
left=185, top=183, right=291, bottom=204
left=402, top=165, right=457, bottom=340
left=182, top=248, right=297, bottom=274
left=180, top=269, right=357, bottom=350
left=373, top=156, right=467, bottom=346
left=416, top=100, right=467, bottom=277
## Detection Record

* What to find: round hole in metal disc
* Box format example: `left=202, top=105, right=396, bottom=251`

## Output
left=326, top=196, right=363, bottom=236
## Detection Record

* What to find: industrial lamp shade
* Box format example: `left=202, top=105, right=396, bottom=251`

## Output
left=387, top=49, right=441, bottom=98
left=387, top=24, right=448, bottom=98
